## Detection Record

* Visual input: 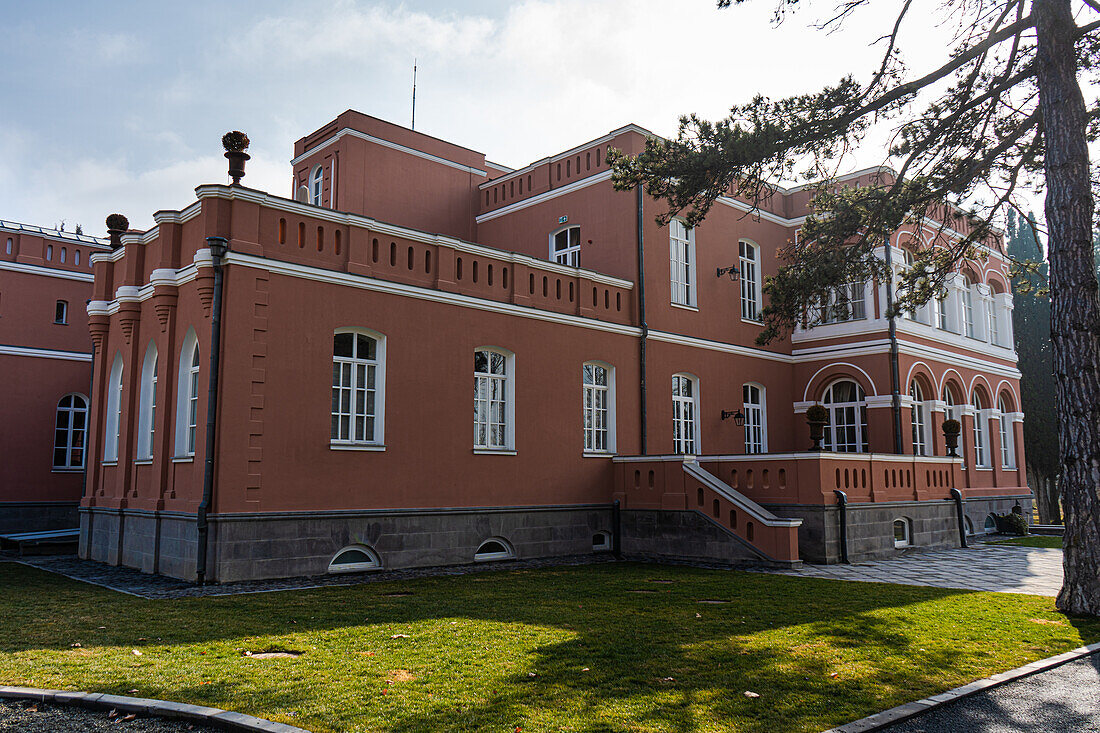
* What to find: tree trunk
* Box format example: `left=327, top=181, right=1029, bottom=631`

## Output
left=1046, top=476, right=1063, bottom=526
left=1036, top=0, right=1100, bottom=616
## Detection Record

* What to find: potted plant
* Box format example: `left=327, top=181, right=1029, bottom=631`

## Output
left=105, top=213, right=129, bottom=250
left=222, top=131, right=251, bottom=185
left=942, top=418, right=961, bottom=457
left=806, top=404, right=828, bottom=451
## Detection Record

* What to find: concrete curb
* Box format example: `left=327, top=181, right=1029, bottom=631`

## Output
left=0, top=686, right=312, bottom=732
left=821, top=641, right=1100, bottom=732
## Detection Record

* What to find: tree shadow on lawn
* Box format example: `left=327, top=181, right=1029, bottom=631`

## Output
left=2, top=561, right=1098, bottom=733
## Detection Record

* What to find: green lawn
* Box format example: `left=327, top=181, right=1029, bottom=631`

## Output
left=1, top=561, right=1096, bottom=733
left=993, top=535, right=1064, bottom=549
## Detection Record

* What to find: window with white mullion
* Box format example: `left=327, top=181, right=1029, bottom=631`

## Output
left=998, top=396, right=1016, bottom=469
left=552, top=226, right=581, bottom=267
left=739, top=240, right=761, bottom=322
left=971, top=394, right=990, bottom=468
left=963, top=278, right=977, bottom=338
left=474, top=350, right=509, bottom=450
left=742, top=383, right=766, bottom=453
left=331, top=332, right=379, bottom=444
left=823, top=380, right=868, bottom=453
left=582, top=364, right=610, bottom=452
left=672, top=374, right=698, bottom=454
left=186, top=345, right=200, bottom=455
left=817, top=282, right=866, bottom=324
left=909, top=381, right=929, bottom=456
left=53, top=394, right=88, bottom=469
left=988, top=298, right=1000, bottom=345
left=669, top=220, right=695, bottom=306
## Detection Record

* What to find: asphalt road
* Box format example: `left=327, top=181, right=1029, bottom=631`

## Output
left=885, top=654, right=1100, bottom=732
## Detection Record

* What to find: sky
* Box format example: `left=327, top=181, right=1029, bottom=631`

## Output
left=0, top=0, right=981, bottom=235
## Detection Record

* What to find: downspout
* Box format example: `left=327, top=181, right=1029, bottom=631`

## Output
left=950, top=488, right=969, bottom=548
left=636, top=185, right=648, bottom=455
left=195, top=236, right=229, bottom=585
left=884, top=238, right=903, bottom=453
left=833, top=489, right=850, bottom=564
left=80, top=304, right=94, bottom=504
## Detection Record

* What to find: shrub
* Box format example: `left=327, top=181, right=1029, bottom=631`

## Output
left=995, top=512, right=1029, bottom=536
left=105, top=213, right=129, bottom=232
left=806, top=404, right=828, bottom=422
left=942, top=418, right=961, bottom=435
left=222, top=130, right=250, bottom=152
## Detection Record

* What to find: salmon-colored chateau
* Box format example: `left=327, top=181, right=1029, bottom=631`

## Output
left=76, top=111, right=1030, bottom=582
left=0, top=221, right=108, bottom=533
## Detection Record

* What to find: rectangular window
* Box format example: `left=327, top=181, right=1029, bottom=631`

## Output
left=187, top=346, right=200, bottom=455
left=818, top=283, right=866, bottom=324
left=474, top=350, right=509, bottom=449
left=742, top=383, right=766, bottom=453
left=935, top=295, right=949, bottom=330
left=583, top=364, right=611, bottom=452
left=988, top=303, right=999, bottom=345
left=739, top=241, right=760, bottom=322
left=330, top=332, right=380, bottom=444
left=669, top=220, right=695, bottom=306
left=963, top=286, right=976, bottom=338
left=54, top=300, right=68, bottom=324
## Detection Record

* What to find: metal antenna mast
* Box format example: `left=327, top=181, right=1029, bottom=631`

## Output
left=411, top=58, right=417, bottom=130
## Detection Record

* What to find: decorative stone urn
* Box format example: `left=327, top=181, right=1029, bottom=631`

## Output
left=942, top=418, right=961, bottom=457
left=806, top=403, right=828, bottom=451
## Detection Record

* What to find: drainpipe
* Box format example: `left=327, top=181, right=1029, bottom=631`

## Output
left=833, top=489, right=850, bottom=564
left=196, top=236, right=229, bottom=585
left=950, top=488, right=968, bottom=548
left=883, top=238, right=903, bottom=454
left=636, top=185, right=648, bottom=455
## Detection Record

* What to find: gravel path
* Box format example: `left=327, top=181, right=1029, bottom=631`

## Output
left=0, top=699, right=220, bottom=732
left=883, top=654, right=1100, bottom=732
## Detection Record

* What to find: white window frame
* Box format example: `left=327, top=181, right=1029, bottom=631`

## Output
left=173, top=328, right=200, bottom=459
left=963, top=277, right=977, bottom=338
left=742, top=382, right=767, bottom=454
left=669, top=219, right=696, bottom=307
left=104, top=353, right=124, bottom=462
left=582, top=361, right=615, bottom=454
left=550, top=226, right=581, bottom=267
left=909, top=381, right=930, bottom=456
left=136, top=342, right=158, bottom=460
left=53, top=393, right=88, bottom=469
left=816, top=282, right=867, bottom=325
left=671, top=373, right=700, bottom=455
left=893, top=518, right=911, bottom=548
left=474, top=537, right=515, bottom=561
left=822, top=379, right=868, bottom=453
left=310, top=166, right=324, bottom=206
left=739, top=239, right=761, bottom=322
left=971, top=393, right=991, bottom=468
left=328, top=545, right=382, bottom=573
left=54, top=300, right=68, bottom=324
left=474, top=347, right=515, bottom=452
left=330, top=328, right=386, bottom=448
left=998, top=396, right=1016, bottom=469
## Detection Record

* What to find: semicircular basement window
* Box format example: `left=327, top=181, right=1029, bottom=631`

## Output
left=327, top=545, right=381, bottom=573
left=473, top=537, right=515, bottom=562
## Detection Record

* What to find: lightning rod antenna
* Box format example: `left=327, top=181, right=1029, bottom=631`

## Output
left=411, top=58, right=417, bottom=130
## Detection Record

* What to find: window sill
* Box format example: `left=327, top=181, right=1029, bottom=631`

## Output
left=53, top=322, right=68, bottom=326
left=740, top=318, right=763, bottom=326
left=670, top=302, right=699, bottom=312
left=583, top=451, right=615, bottom=459
left=974, top=466, right=993, bottom=471
left=133, top=459, right=153, bottom=465
left=52, top=468, right=83, bottom=473
left=330, top=443, right=386, bottom=452
left=100, top=461, right=117, bottom=467
left=473, top=449, right=517, bottom=456
left=171, top=456, right=194, bottom=463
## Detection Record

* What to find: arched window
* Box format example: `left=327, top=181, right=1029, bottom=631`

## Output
left=669, top=220, right=696, bottom=307
left=739, top=240, right=761, bottom=322
left=592, top=531, right=611, bottom=551
left=53, top=394, right=87, bottom=469
left=104, top=354, right=124, bottom=462
left=174, top=329, right=200, bottom=458
left=474, top=537, right=515, bottom=562
left=893, top=518, right=912, bottom=548
left=46, top=244, right=53, bottom=261
left=910, top=380, right=928, bottom=456
left=331, top=330, right=385, bottom=446
left=671, top=373, right=699, bottom=454
left=136, top=343, right=158, bottom=459
left=4, top=237, right=11, bottom=254
left=328, top=545, right=381, bottom=573
left=998, top=395, right=1016, bottom=469
left=310, top=166, right=324, bottom=206
left=984, top=514, right=997, bottom=533
left=822, top=380, right=868, bottom=453
left=551, top=226, right=581, bottom=267
left=583, top=362, right=614, bottom=453
left=474, top=348, right=514, bottom=451
left=971, top=390, right=990, bottom=468
left=742, top=383, right=767, bottom=453
left=54, top=300, right=68, bottom=324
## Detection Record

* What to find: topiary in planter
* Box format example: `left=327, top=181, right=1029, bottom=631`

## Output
left=221, top=130, right=250, bottom=152
left=942, top=418, right=962, bottom=457
left=942, top=419, right=961, bottom=435
left=806, top=404, right=828, bottom=423
left=806, top=404, right=828, bottom=451
left=105, top=213, right=129, bottom=232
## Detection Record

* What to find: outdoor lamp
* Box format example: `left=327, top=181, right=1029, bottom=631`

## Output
left=721, top=409, right=746, bottom=426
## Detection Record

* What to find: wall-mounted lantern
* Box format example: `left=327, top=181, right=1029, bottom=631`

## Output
left=721, top=409, right=746, bottom=426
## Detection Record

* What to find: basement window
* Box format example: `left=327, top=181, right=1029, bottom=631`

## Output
left=474, top=537, right=515, bottom=562
left=893, top=518, right=911, bottom=548
left=327, top=545, right=381, bottom=573
left=592, top=532, right=611, bottom=551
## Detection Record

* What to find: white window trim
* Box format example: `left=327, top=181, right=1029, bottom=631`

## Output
left=909, top=382, right=931, bottom=457
left=742, top=382, right=768, bottom=454
left=103, top=353, right=124, bottom=462
left=669, top=219, right=697, bottom=307
left=739, top=239, right=762, bottom=323
left=971, top=401, right=992, bottom=469
left=893, top=518, right=911, bottom=548
left=474, top=347, right=516, bottom=451
left=328, top=544, right=382, bottom=573
left=174, top=328, right=200, bottom=458
left=310, top=165, right=324, bottom=206
left=136, top=342, right=158, bottom=459
left=582, top=361, right=616, bottom=454
left=329, top=328, right=387, bottom=448
left=549, top=225, right=581, bottom=267
left=671, top=372, right=701, bottom=455
left=53, top=393, right=88, bottom=469
left=998, top=398, right=1017, bottom=469
left=474, top=537, right=515, bottom=562
left=822, top=379, right=868, bottom=453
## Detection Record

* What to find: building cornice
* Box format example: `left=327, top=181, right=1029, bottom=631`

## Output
left=289, top=127, right=488, bottom=176
left=0, top=344, right=93, bottom=362
left=0, top=259, right=95, bottom=283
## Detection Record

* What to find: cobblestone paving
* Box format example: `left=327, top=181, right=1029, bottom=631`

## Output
left=753, top=542, right=1064, bottom=596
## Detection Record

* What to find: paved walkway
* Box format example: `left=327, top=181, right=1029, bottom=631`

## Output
left=759, top=543, right=1064, bottom=596
left=882, top=653, right=1100, bottom=732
